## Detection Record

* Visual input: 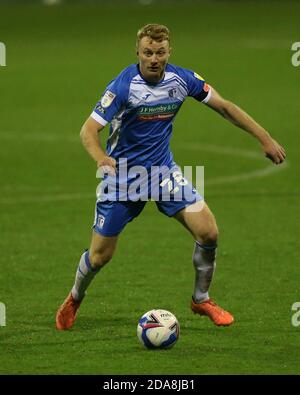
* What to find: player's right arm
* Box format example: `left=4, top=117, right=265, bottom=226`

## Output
left=81, top=66, right=132, bottom=174
left=80, top=117, right=117, bottom=175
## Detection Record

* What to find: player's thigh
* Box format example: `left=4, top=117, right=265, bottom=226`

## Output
left=89, top=231, right=118, bottom=266
left=174, top=201, right=218, bottom=243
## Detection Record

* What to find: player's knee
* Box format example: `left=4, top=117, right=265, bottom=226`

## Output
left=197, top=224, right=219, bottom=246
left=89, top=250, right=114, bottom=269
left=206, top=226, right=219, bottom=245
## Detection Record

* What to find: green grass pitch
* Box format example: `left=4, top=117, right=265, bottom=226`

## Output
left=0, top=0, right=300, bottom=374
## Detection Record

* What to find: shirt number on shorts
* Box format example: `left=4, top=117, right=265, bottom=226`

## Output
left=160, top=171, right=188, bottom=195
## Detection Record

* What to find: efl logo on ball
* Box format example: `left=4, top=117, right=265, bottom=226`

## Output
left=137, top=309, right=180, bottom=349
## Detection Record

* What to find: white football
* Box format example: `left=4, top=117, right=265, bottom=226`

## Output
left=137, top=309, right=180, bottom=349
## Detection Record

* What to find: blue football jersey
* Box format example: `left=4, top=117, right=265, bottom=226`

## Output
left=91, top=63, right=211, bottom=170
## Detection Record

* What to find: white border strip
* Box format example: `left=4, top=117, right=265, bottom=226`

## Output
left=91, top=111, right=108, bottom=126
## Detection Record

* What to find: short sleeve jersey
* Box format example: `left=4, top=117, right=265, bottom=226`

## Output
left=91, top=63, right=211, bottom=170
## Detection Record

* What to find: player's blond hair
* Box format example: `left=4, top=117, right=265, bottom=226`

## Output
left=136, top=23, right=170, bottom=48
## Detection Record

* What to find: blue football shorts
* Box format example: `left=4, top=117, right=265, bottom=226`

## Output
left=92, top=166, right=203, bottom=237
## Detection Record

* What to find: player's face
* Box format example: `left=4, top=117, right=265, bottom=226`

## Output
left=137, top=37, right=171, bottom=84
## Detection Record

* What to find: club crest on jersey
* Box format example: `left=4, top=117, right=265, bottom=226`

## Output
left=98, top=215, right=105, bottom=229
left=194, top=72, right=204, bottom=81
left=168, top=88, right=177, bottom=98
left=101, top=90, right=116, bottom=108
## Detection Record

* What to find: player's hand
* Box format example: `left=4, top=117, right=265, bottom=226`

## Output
left=97, top=156, right=117, bottom=177
left=262, top=138, right=286, bottom=165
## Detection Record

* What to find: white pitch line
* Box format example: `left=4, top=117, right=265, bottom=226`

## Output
left=0, top=131, right=78, bottom=143
left=181, top=142, right=263, bottom=159
left=207, top=161, right=288, bottom=186
left=243, top=38, right=291, bottom=50
left=0, top=137, right=289, bottom=204
left=0, top=192, right=95, bottom=205
left=179, top=142, right=289, bottom=186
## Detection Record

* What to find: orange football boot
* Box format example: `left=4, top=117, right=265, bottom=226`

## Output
left=56, top=293, right=82, bottom=330
left=191, top=298, right=234, bottom=326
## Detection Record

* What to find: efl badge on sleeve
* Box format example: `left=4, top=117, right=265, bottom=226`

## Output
left=101, top=90, right=116, bottom=108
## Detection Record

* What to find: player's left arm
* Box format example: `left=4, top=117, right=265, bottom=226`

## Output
left=205, top=87, right=286, bottom=165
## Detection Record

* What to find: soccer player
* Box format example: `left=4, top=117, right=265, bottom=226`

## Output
left=56, top=24, right=286, bottom=330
